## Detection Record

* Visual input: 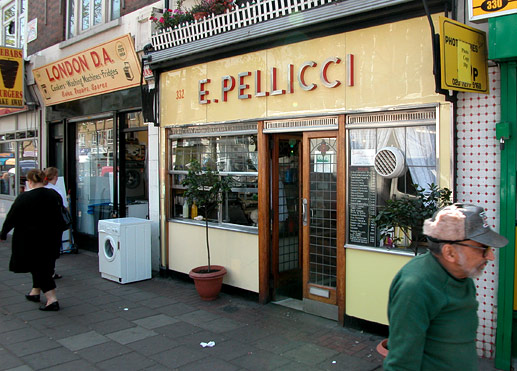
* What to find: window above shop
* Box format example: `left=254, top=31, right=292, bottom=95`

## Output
left=1, top=0, right=26, bottom=51
left=66, top=0, right=120, bottom=39
left=169, top=125, right=258, bottom=229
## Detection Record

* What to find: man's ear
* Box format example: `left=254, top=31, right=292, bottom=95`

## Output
left=441, top=244, right=458, bottom=263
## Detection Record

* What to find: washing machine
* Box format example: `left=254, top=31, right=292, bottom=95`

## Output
left=98, top=217, right=151, bottom=284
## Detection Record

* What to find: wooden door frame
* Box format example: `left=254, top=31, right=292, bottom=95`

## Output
left=258, top=121, right=270, bottom=303
left=258, top=118, right=346, bottom=326
left=302, top=130, right=340, bottom=306
left=270, top=134, right=303, bottom=298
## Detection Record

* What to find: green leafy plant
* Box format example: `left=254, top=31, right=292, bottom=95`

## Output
left=181, top=160, right=233, bottom=272
left=374, top=183, right=452, bottom=255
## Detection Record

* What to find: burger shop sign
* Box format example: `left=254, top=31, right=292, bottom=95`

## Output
left=33, top=34, right=141, bottom=106
left=198, top=55, right=354, bottom=104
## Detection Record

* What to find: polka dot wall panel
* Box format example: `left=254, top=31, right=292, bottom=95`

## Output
left=456, top=66, right=501, bottom=358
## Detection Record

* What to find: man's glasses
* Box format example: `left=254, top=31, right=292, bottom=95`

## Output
left=453, top=242, right=492, bottom=258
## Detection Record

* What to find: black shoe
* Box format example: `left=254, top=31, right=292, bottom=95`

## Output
left=52, top=273, right=62, bottom=279
left=25, top=293, right=40, bottom=302
left=39, top=301, right=59, bottom=311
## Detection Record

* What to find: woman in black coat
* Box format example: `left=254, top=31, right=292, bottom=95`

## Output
left=0, top=169, right=64, bottom=311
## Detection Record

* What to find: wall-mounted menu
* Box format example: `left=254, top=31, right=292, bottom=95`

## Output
left=348, top=166, right=377, bottom=245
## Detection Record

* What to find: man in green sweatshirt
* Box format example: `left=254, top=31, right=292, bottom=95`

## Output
left=384, top=203, right=508, bottom=371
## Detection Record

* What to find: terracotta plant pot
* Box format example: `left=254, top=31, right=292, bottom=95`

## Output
left=189, top=265, right=227, bottom=301
left=376, top=338, right=389, bottom=358
left=194, top=12, right=209, bottom=20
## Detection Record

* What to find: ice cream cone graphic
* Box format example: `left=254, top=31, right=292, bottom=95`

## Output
left=0, top=59, right=19, bottom=89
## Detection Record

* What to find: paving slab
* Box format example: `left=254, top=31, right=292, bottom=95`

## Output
left=177, top=356, right=240, bottom=371
left=88, top=317, right=136, bottom=335
left=132, top=313, right=180, bottom=329
left=96, top=351, right=158, bottom=371
left=0, top=328, right=44, bottom=345
left=4, top=337, right=61, bottom=357
left=150, top=345, right=208, bottom=368
left=154, top=321, right=203, bottom=339
left=231, top=348, right=292, bottom=371
left=0, top=348, right=25, bottom=370
left=57, top=330, right=109, bottom=351
left=106, top=326, right=157, bottom=345
left=75, top=340, right=132, bottom=363
left=22, top=347, right=80, bottom=370
left=282, top=343, right=340, bottom=366
left=126, top=334, right=180, bottom=356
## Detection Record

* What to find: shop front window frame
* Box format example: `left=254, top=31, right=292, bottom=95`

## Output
left=345, top=109, right=439, bottom=253
left=168, top=124, right=259, bottom=232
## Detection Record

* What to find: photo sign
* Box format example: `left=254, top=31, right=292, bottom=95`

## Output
left=439, top=16, right=488, bottom=94
left=0, top=46, right=24, bottom=108
left=33, top=34, right=141, bottom=106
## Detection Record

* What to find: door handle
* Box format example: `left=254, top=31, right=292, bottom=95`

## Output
left=302, top=198, right=308, bottom=226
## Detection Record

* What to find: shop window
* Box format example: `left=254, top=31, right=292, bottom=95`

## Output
left=67, top=0, right=120, bottom=38
left=169, top=134, right=258, bottom=227
left=346, top=110, right=436, bottom=250
left=0, top=137, right=38, bottom=196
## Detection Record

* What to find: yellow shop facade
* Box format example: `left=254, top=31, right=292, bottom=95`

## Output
left=152, top=13, right=452, bottom=325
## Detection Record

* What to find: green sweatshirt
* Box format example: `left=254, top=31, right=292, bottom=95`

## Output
left=383, top=251, right=479, bottom=371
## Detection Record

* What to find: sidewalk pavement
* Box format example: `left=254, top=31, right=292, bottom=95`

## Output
left=0, top=238, right=502, bottom=370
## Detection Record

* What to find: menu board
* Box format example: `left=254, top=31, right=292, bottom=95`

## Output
left=348, top=167, right=377, bottom=245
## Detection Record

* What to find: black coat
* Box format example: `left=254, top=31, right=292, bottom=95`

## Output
left=1, top=187, right=63, bottom=273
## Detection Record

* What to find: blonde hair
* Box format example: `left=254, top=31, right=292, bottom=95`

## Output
left=26, top=169, right=45, bottom=184
left=44, top=167, right=59, bottom=183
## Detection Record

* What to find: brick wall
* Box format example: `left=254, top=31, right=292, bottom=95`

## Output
left=26, top=1, right=156, bottom=57
left=27, top=0, right=65, bottom=56
left=121, top=0, right=158, bottom=16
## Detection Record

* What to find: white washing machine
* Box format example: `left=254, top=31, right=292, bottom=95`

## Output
left=98, top=217, right=152, bottom=284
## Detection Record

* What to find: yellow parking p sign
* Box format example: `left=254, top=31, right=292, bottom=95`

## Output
left=439, top=16, right=489, bottom=94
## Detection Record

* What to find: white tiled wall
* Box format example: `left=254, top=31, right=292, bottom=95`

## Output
left=456, top=66, right=501, bottom=358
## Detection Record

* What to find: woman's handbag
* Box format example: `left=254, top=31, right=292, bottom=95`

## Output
left=60, top=205, right=72, bottom=231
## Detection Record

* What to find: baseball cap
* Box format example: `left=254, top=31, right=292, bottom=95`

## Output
left=423, top=203, right=508, bottom=248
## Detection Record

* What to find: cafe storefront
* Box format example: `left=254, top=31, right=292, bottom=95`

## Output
left=153, top=13, right=453, bottom=324
left=32, top=34, right=150, bottom=251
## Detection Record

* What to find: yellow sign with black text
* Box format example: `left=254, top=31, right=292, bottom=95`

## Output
left=0, top=46, right=24, bottom=108
left=33, top=34, right=141, bottom=106
left=440, top=17, right=488, bottom=94
left=469, top=0, right=517, bottom=21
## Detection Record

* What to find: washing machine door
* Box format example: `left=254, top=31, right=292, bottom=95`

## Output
left=103, top=235, right=118, bottom=262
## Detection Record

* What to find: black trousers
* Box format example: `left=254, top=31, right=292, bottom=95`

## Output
left=31, top=261, right=56, bottom=293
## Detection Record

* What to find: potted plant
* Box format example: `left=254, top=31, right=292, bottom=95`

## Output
left=374, top=183, right=452, bottom=256
left=150, top=0, right=194, bottom=31
left=181, top=159, right=232, bottom=300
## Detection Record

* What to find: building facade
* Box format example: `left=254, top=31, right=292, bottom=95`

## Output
left=149, top=0, right=455, bottom=335
left=8, top=0, right=164, bottom=270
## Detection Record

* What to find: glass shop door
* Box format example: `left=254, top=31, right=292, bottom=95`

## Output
left=302, top=132, right=338, bottom=306
left=74, top=117, right=116, bottom=249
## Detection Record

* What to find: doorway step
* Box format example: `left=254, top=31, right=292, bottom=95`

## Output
left=272, top=296, right=303, bottom=312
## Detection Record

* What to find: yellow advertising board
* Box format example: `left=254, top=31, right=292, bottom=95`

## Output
left=469, top=0, right=517, bottom=21
left=0, top=46, right=24, bottom=108
left=440, top=16, right=488, bottom=94
left=33, top=34, right=141, bottom=106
